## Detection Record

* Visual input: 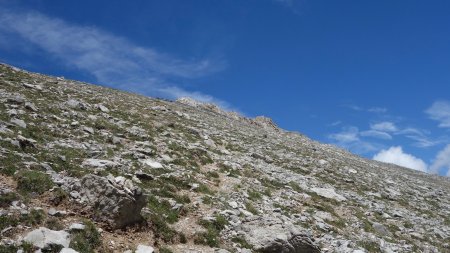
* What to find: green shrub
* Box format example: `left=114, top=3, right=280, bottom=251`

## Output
left=0, top=244, right=19, bottom=253
left=50, top=187, right=68, bottom=206
left=359, top=240, right=379, bottom=253
left=245, top=202, right=258, bottom=215
left=150, top=214, right=177, bottom=243
left=25, top=209, right=46, bottom=226
left=231, top=236, right=253, bottom=249
left=248, top=189, right=262, bottom=201
left=206, top=171, right=220, bottom=178
left=194, top=228, right=220, bottom=247
left=0, top=192, right=18, bottom=208
left=15, top=170, right=54, bottom=195
left=69, top=220, right=101, bottom=253
left=194, top=215, right=228, bottom=247
left=46, top=217, right=64, bottom=230
left=147, top=195, right=181, bottom=224
left=0, top=153, right=21, bottom=176
left=159, top=246, right=174, bottom=253
left=0, top=243, right=34, bottom=253
left=0, top=215, right=18, bottom=230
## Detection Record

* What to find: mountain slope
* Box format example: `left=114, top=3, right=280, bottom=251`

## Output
left=0, top=63, right=449, bottom=253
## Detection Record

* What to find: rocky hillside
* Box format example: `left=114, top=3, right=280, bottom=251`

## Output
left=0, top=63, right=449, bottom=253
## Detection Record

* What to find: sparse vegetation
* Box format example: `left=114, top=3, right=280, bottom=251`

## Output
left=69, top=220, right=102, bottom=253
left=0, top=192, right=18, bottom=208
left=15, top=170, right=54, bottom=195
left=194, top=214, right=229, bottom=247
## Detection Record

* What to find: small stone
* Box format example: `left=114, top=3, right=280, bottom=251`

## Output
left=140, top=159, right=163, bottom=169
left=228, top=201, right=238, bottom=209
left=48, top=208, right=67, bottom=217
left=97, top=104, right=110, bottom=113
left=25, top=102, right=38, bottom=112
left=83, top=126, right=95, bottom=134
left=372, top=222, right=390, bottom=236
left=69, top=223, right=86, bottom=231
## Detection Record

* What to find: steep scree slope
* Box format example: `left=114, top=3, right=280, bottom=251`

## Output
left=0, top=63, right=449, bottom=253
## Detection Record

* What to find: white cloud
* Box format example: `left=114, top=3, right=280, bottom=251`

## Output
left=426, top=101, right=450, bottom=128
left=370, top=121, right=398, bottom=132
left=329, top=126, right=359, bottom=143
left=396, top=128, right=445, bottom=148
left=373, top=146, right=428, bottom=172
left=360, top=130, right=392, bottom=140
left=344, top=104, right=364, bottom=111
left=343, top=104, right=387, bottom=113
left=330, top=121, right=342, bottom=127
left=368, top=107, right=387, bottom=113
left=0, top=8, right=227, bottom=105
left=328, top=127, right=379, bottom=154
left=430, top=144, right=450, bottom=175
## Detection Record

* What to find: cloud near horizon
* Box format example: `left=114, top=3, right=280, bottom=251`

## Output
left=0, top=7, right=232, bottom=108
left=429, top=144, right=450, bottom=175
left=373, top=146, right=428, bottom=172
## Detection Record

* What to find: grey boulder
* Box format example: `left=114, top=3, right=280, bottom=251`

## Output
left=23, top=227, right=70, bottom=251
left=245, top=225, right=321, bottom=253
left=80, top=174, right=147, bottom=228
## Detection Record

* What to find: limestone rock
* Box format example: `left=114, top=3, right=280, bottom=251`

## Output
left=135, top=244, right=154, bottom=253
left=80, top=174, right=147, bottom=228
left=310, top=187, right=346, bottom=202
left=10, top=118, right=26, bottom=128
left=23, top=227, right=70, bottom=251
left=243, top=219, right=321, bottom=253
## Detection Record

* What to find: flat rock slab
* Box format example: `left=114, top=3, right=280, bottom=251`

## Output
left=136, top=244, right=154, bottom=253
left=311, top=187, right=346, bottom=202
left=24, top=227, right=70, bottom=250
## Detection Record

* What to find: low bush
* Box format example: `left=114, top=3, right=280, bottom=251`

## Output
left=15, top=170, right=54, bottom=195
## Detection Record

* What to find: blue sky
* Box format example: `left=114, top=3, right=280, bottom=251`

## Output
left=1, top=0, right=450, bottom=176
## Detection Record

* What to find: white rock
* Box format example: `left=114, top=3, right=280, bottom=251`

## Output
left=228, top=201, right=238, bottom=209
left=135, top=244, right=154, bottom=253
left=311, top=187, right=346, bottom=202
left=98, top=104, right=110, bottom=113
left=83, top=126, right=95, bottom=134
left=24, top=227, right=70, bottom=249
left=140, top=159, right=163, bottom=169
left=69, top=223, right=85, bottom=231
left=82, top=159, right=118, bottom=168
left=10, top=118, right=26, bottom=128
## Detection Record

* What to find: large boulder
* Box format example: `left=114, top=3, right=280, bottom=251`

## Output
left=243, top=218, right=321, bottom=253
left=23, top=227, right=70, bottom=251
left=80, top=174, right=147, bottom=229
left=247, top=230, right=321, bottom=253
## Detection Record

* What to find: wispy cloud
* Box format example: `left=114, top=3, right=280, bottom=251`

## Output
left=426, top=100, right=450, bottom=128
left=0, top=7, right=229, bottom=106
left=328, top=126, right=381, bottom=154
left=370, top=121, right=398, bottom=132
left=343, top=104, right=387, bottom=114
left=396, top=128, right=445, bottom=148
left=360, top=130, right=392, bottom=140
left=373, top=146, right=428, bottom=172
left=368, top=107, right=387, bottom=113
